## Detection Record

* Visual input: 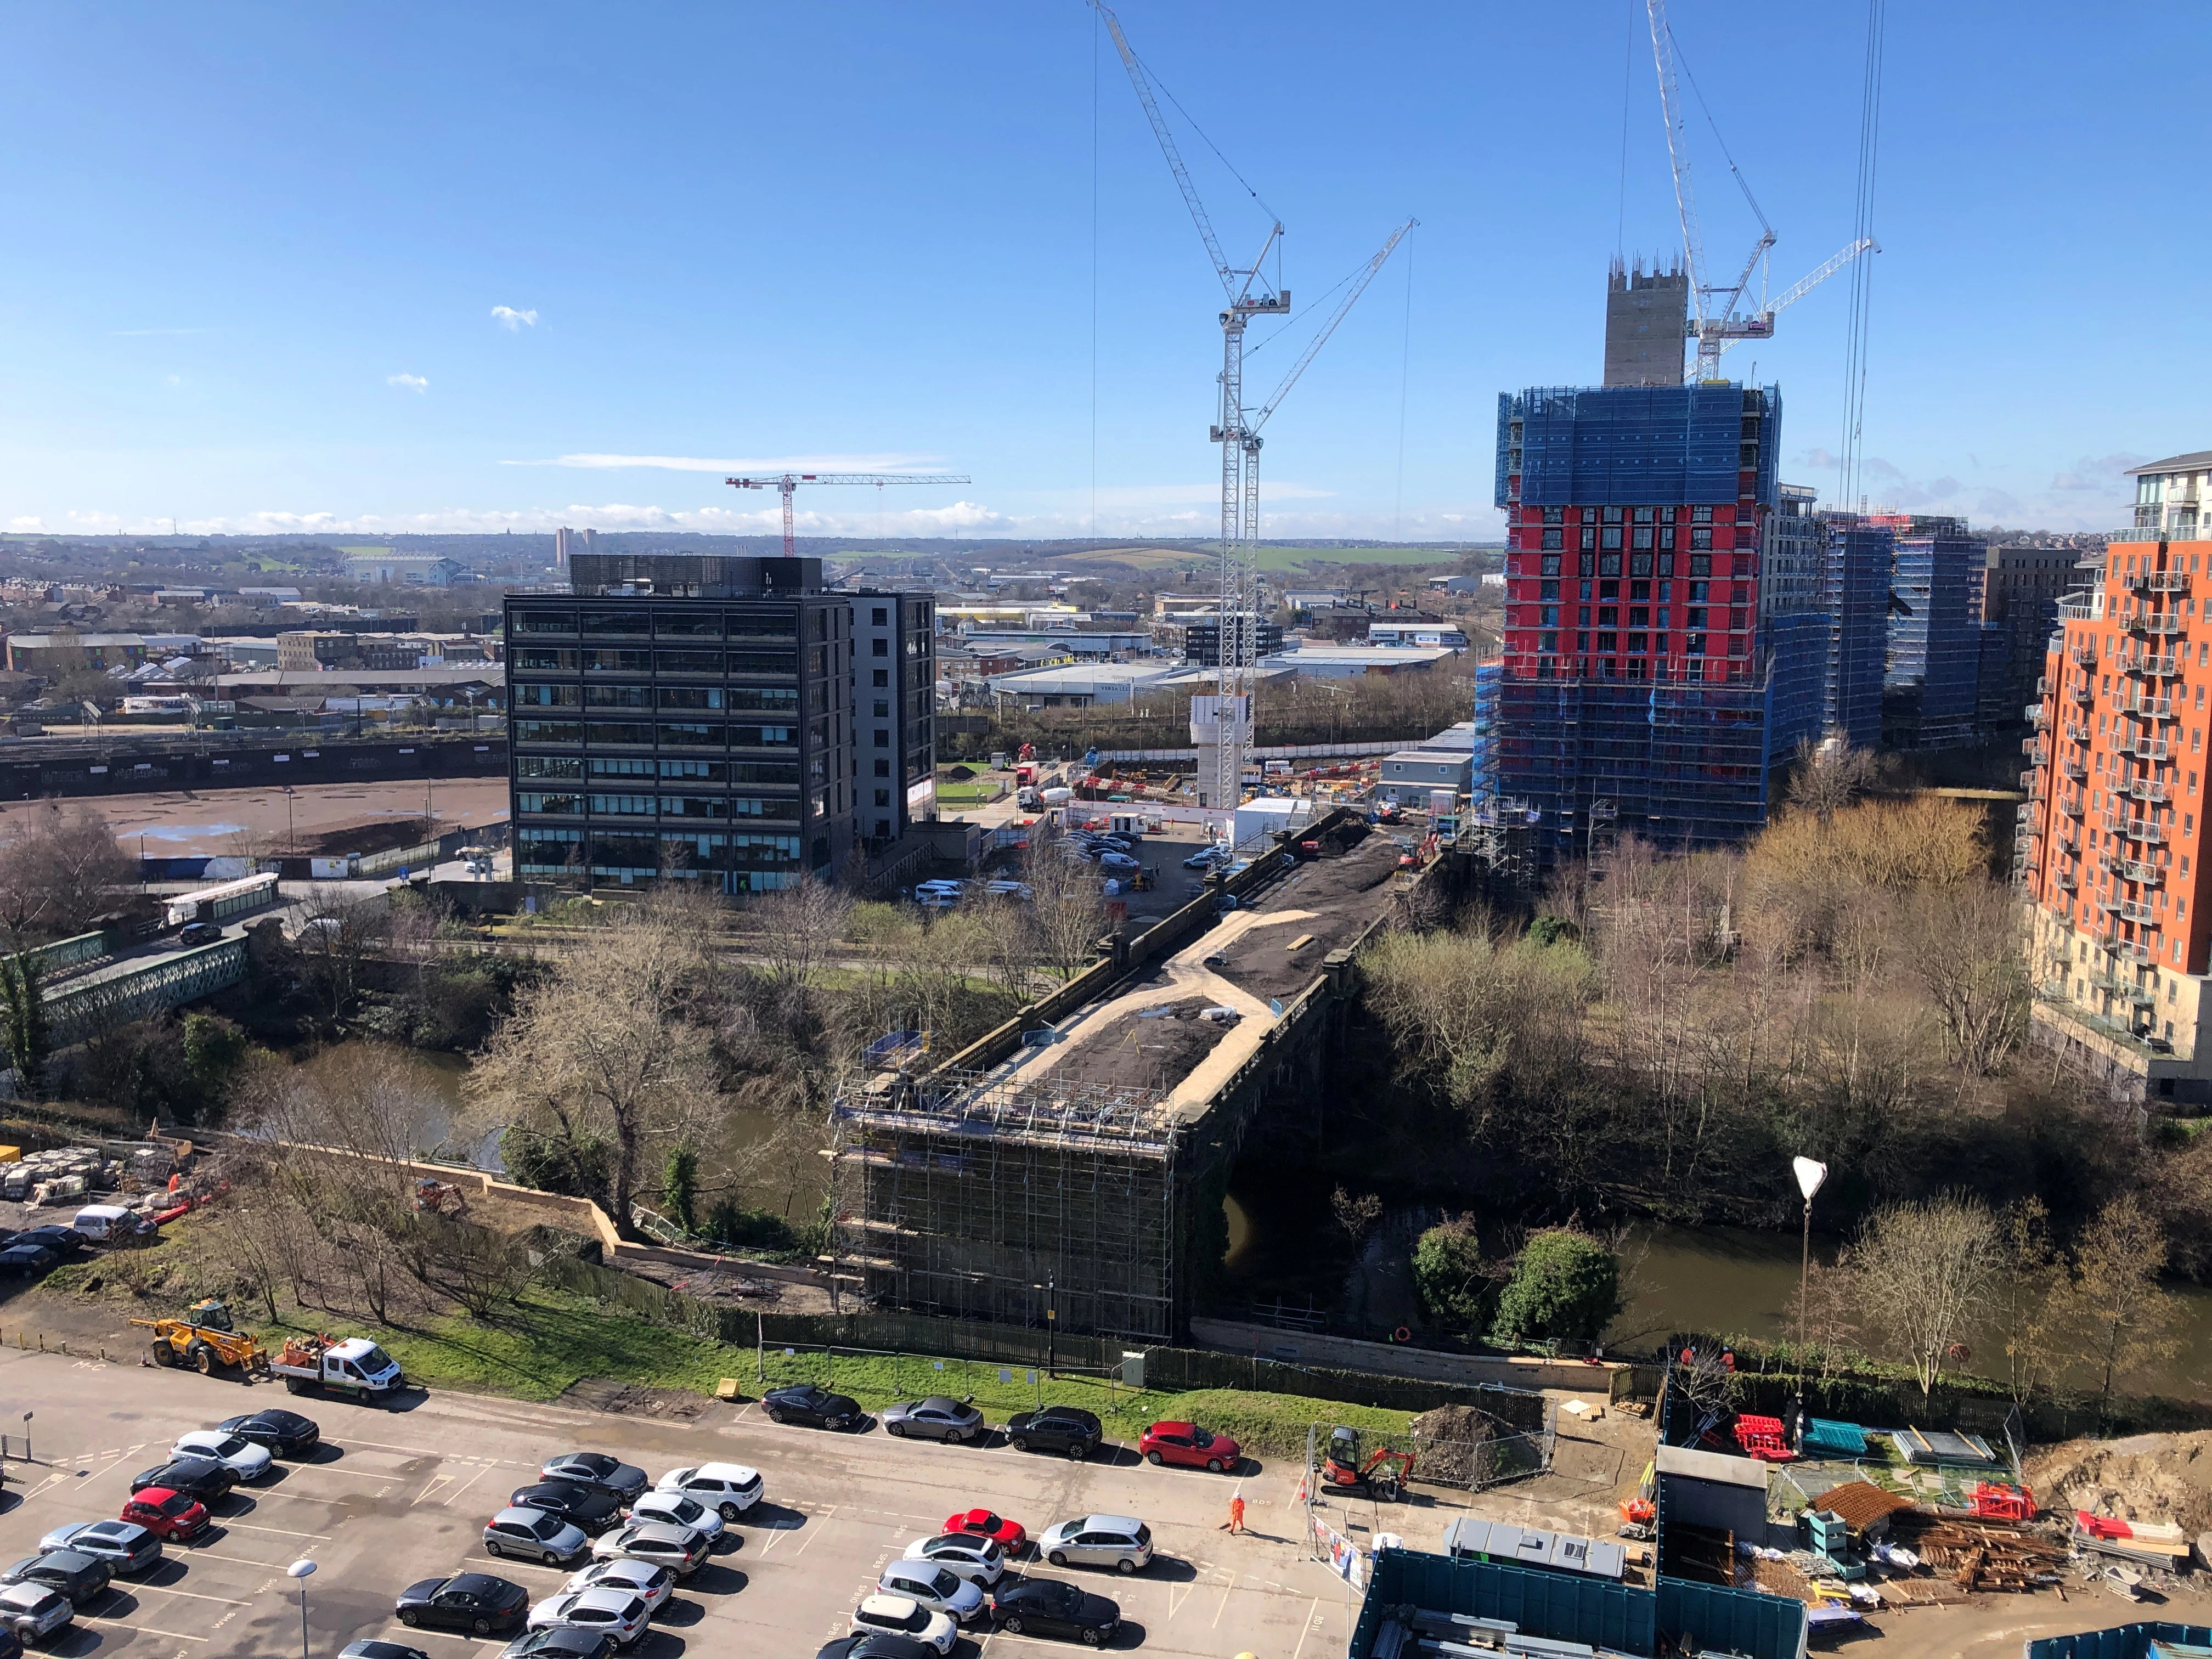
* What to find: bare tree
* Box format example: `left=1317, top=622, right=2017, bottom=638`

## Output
left=1785, top=736, right=1881, bottom=827
left=2056, top=1195, right=2181, bottom=1425
left=1908, top=881, right=2030, bottom=1074
left=294, top=890, right=392, bottom=1030
left=1994, top=1198, right=2059, bottom=1405
left=747, top=877, right=853, bottom=989
left=1022, top=827, right=1106, bottom=981
left=1844, top=1194, right=2002, bottom=1404
left=0, top=799, right=136, bottom=945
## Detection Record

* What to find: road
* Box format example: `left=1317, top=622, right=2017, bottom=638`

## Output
left=0, top=1345, right=1372, bottom=1659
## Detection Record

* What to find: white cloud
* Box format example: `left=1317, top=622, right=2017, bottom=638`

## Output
left=491, top=306, right=538, bottom=331
left=506, top=452, right=946, bottom=473
left=387, top=373, right=429, bottom=393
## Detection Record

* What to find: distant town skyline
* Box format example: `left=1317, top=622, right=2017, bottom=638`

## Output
left=1, top=2, right=2202, bottom=540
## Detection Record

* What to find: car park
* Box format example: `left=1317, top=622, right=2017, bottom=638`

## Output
left=216, top=1408, right=320, bottom=1457
left=396, top=1573, right=531, bottom=1635
left=1, top=1550, right=111, bottom=1604
left=538, top=1453, right=647, bottom=1502
left=900, top=1533, right=1004, bottom=1587
left=559, top=1559, right=674, bottom=1616
left=128, top=1455, right=236, bottom=1502
left=881, top=1395, right=984, bottom=1443
left=497, top=1629, right=616, bottom=1659
left=525, top=1587, right=651, bottom=1650
left=483, top=1507, right=591, bottom=1566
left=119, top=1487, right=208, bottom=1541
left=590, top=1521, right=711, bottom=1577
left=508, top=1481, right=626, bottom=1535
left=874, top=1559, right=986, bottom=1623
left=1037, top=1514, right=1153, bottom=1575
left=627, top=1490, right=724, bottom=1544
left=170, top=1428, right=275, bottom=1480
left=37, top=1520, right=160, bottom=1575
left=990, top=1577, right=1122, bottom=1645
left=653, top=1461, right=762, bottom=1518
left=1140, top=1419, right=1242, bottom=1472
left=1006, top=1406, right=1103, bottom=1460
left=849, top=1593, right=957, bottom=1656
left=0, top=1584, right=71, bottom=1644
left=943, top=1508, right=1026, bottom=1551
left=1183, top=847, right=1226, bottom=869
left=761, top=1383, right=863, bottom=1430
left=341, top=1642, right=432, bottom=1659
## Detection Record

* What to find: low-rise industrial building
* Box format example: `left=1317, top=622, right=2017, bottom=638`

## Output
left=985, top=661, right=1183, bottom=709
left=1260, top=642, right=1460, bottom=678
left=1376, top=748, right=1473, bottom=805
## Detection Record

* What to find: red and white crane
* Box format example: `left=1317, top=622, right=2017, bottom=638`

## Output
left=725, top=471, right=970, bottom=558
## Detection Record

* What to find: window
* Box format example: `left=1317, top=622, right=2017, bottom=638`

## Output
left=874, top=788, right=891, bottom=808
left=1599, top=554, right=1621, bottom=577
left=1542, top=528, right=1563, bottom=549
left=1601, top=527, right=1623, bottom=549
left=1630, top=554, right=1652, bottom=577
left=873, top=668, right=889, bottom=687
left=1581, top=527, right=1597, bottom=550
left=1693, top=505, right=1714, bottom=522
left=1634, top=506, right=1655, bottom=523
left=1659, top=526, right=1675, bottom=549
left=1690, top=554, right=1713, bottom=577
left=871, top=637, right=888, bottom=657
left=871, top=607, right=888, bottom=626
left=1604, top=506, right=1624, bottom=523
left=1633, top=527, right=1654, bottom=549
left=874, top=758, right=890, bottom=776
left=1691, top=528, right=1713, bottom=550
left=1540, top=554, right=1562, bottom=576
left=1542, top=505, right=1564, bottom=524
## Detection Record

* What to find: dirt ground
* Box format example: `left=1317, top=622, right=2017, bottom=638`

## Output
left=2027, top=1429, right=2212, bottom=1533
left=0, top=777, right=510, bottom=857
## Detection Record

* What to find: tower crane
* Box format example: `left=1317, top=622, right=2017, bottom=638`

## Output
left=725, top=471, right=970, bottom=558
left=1646, top=0, right=1875, bottom=381
left=1094, top=0, right=1410, bottom=816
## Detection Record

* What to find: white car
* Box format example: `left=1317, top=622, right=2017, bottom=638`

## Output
left=901, top=1533, right=1005, bottom=1587
left=591, top=1521, right=711, bottom=1577
left=526, top=1587, right=651, bottom=1650
left=851, top=1593, right=957, bottom=1656
left=561, top=1558, right=674, bottom=1616
left=169, top=1430, right=273, bottom=1481
left=876, top=1559, right=986, bottom=1623
left=654, top=1463, right=763, bottom=1519
left=627, top=1491, right=724, bottom=1545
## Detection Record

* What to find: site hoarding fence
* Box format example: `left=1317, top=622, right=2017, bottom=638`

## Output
left=2025, top=1624, right=2212, bottom=1659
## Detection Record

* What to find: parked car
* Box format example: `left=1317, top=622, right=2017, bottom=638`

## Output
left=37, top=1520, right=160, bottom=1575
left=1139, top=1420, right=1242, bottom=1472
left=496, top=1629, right=615, bottom=1659
left=1, top=1551, right=110, bottom=1605
left=589, top=1522, right=711, bottom=1578
left=874, top=1560, right=985, bottom=1624
left=0, top=1584, right=71, bottom=1644
left=880, top=1396, right=985, bottom=1444
left=1183, top=847, right=1226, bottom=870
left=537, top=1454, right=647, bottom=1503
left=483, top=1508, right=591, bottom=1566
left=626, top=1492, right=723, bottom=1545
left=814, top=1637, right=937, bottom=1659
left=215, top=1409, right=320, bottom=1458
left=1037, top=1515, right=1153, bottom=1575
left=761, top=1383, right=864, bottom=1431
left=1006, top=1407, right=1103, bottom=1460
left=653, top=1462, right=762, bottom=1519
left=120, top=1487, right=209, bottom=1542
left=900, top=1534, right=1004, bottom=1588
left=524, top=1587, right=651, bottom=1650
left=13, top=1226, right=82, bottom=1256
left=396, top=1573, right=531, bottom=1635
left=341, top=1643, right=432, bottom=1659
left=943, top=1509, right=1026, bottom=1551
left=169, top=1430, right=274, bottom=1481
left=990, top=1577, right=1122, bottom=1645
left=507, top=1482, right=625, bottom=1536
left=0, top=1245, right=54, bottom=1276
left=178, top=922, right=222, bottom=947
left=559, top=1559, right=673, bottom=1617
left=850, top=1594, right=957, bottom=1656
left=128, top=1457, right=236, bottom=1503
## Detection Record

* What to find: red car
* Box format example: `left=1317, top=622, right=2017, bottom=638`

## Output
left=1140, top=1421, right=1242, bottom=1474
left=121, top=1486, right=210, bottom=1542
left=944, top=1508, right=1027, bottom=1551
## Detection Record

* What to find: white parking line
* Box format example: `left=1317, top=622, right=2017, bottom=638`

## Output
left=132, top=1583, right=255, bottom=1607
left=223, top=1519, right=333, bottom=1538
left=432, top=1463, right=493, bottom=1509
left=80, top=1613, right=208, bottom=1641
left=183, top=1549, right=300, bottom=1571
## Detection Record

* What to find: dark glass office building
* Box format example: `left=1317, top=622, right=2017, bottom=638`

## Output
left=505, top=555, right=856, bottom=890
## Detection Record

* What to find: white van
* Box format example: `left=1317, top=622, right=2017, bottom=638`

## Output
left=73, top=1204, right=150, bottom=1244
left=910, top=880, right=965, bottom=910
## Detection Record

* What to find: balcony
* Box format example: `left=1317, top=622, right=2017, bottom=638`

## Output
left=2121, top=899, right=2159, bottom=925
left=2070, top=644, right=2098, bottom=668
left=2063, top=758, right=2087, bottom=781
left=2061, top=796, right=2086, bottom=819
left=2121, top=696, right=2176, bottom=720
left=2087, top=970, right=2157, bottom=1008
left=2115, top=735, right=2172, bottom=760
left=2128, top=614, right=2187, bottom=636
left=2027, top=742, right=2052, bottom=765
left=2035, top=675, right=2054, bottom=697
left=2120, top=941, right=2158, bottom=965
left=2071, top=681, right=2096, bottom=703
left=2126, top=654, right=2183, bottom=677
left=2124, top=860, right=2164, bottom=887
left=2056, top=870, right=2078, bottom=891
left=2107, top=815, right=2164, bottom=844
left=2066, top=721, right=2092, bottom=745
left=2130, top=778, right=2172, bottom=804
left=2125, top=570, right=2192, bottom=594
left=2057, top=831, right=2081, bottom=857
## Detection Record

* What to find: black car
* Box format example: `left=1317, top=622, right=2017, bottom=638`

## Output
left=395, top=1573, right=530, bottom=1635
left=178, top=923, right=222, bottom=948
left=535, top=1453, right=646, bottom=1502
left=509, top=1481, right=624, bottom=1534
left=14, top=1226, right=83, bottom=1255
left=815, top=1637, right=938, bottom=1659
left=341, top=1644, right=432, bottom=1659
left=1007, top=1406, right=1104, bottom=1460
left=992, top=1578, right=1121, bottom=1645
left=1, top=1551, right=111, bottom=1605
left=217, top=1409, right=320, bottom=1458
left=763, top=1383, right=864, bottom=1430
left=498, top=1630, right=616, bottom=1659
left=128, top=1458, right=236, bottom=1502
left=0, top=1245, right=54, bottom=1275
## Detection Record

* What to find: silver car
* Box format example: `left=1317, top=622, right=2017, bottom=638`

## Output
left=483, top=1506, right=590, bottom=1566
left=591, top=1521, right=711, bottom=1578
left=901, top=1533, right=1005, bottom=1587
left=881, top=1395, right=986, bottom=1444
left=1039, top=1514, right=1154, bottom=1575
left=38, top=1520, right=161, bottom=1575
left=0, top=1583, right=71, bottom=1641
left=876, top=1560, right=986, bottom=1623
left=627, top=1491, right=723, bottom=1545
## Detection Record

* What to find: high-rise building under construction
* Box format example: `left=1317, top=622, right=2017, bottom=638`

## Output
left=1492, top=381, right=1829, bottom=864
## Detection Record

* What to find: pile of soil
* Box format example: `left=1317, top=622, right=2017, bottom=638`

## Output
left=307, top=815, right=435, bottom=856
left=1408, top=1403, right=1503, bottom=1485
left=2025, top=1430, right=2212, bottom=1532
left=1065, top=998, right=1229, bottom=1096
left=560, top=1377, right=710, bottom=1421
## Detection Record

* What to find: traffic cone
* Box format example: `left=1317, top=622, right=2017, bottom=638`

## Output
left=1294, top=1472, right=1308, bottom=1502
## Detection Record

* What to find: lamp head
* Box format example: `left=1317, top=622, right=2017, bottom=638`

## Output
left=286, top=1560, right=317, bottom=1581
left=1792, top=1156, right=1828, bottom=1203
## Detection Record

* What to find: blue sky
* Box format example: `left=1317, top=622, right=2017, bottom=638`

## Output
left=1, top=1, right=2203, bottom=542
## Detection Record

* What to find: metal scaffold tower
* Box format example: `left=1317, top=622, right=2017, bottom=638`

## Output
left=1095, top=1, right=1410, bottom=814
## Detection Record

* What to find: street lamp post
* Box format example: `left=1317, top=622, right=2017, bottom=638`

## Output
left=285, top=1559, right=315, bottom=1659
left=1792, top=1156, right=1829, bottom=1359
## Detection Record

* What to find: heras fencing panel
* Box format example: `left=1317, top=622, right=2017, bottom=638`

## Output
left=1351, top=1549, right=1655, bottom=1659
